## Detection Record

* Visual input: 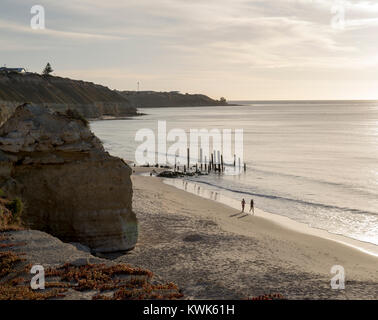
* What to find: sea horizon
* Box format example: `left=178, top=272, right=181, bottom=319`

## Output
left=231, top=99, right=378, bottom=104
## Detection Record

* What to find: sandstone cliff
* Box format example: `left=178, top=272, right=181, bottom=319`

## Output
left=0, top=104, right=137, bottom=253
left=0, top=73, right=137, bottom=125
left=118, top=90, right=230, bottom=108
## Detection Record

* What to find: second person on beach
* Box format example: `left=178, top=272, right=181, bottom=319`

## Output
left=250, top=199, right=254, bottom=215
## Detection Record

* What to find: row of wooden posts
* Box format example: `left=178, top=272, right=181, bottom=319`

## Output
left=173, top=148, right=246, bottom=173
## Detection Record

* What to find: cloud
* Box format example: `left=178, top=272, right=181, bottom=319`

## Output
left=0, top=18, right=128, bottom=41
left=1, top=0, right=378, bottom=98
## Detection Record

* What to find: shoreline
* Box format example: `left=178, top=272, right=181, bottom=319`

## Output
left=124, top=167, right=377, bottom=299
left=162, top=177, right=378, bottom=257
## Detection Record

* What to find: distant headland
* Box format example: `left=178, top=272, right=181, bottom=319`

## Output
left=117, top=90, right=232, bottom=108
left=0, top=68, right=233, bottom=125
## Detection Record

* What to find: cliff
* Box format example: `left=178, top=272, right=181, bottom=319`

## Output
left=0, top=104, right=138, bottom=253
left=118, top=90, right=230, bottom=108
left=0, top=73, right=137, bottom=125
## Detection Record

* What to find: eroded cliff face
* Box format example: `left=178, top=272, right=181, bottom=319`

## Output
left=0, top=104, right=138, bottom=252
left=0, top=73, right=137, bottom=125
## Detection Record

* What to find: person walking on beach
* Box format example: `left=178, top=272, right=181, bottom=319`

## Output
left=241, top=198, right=246, bottom=213
left=249, top=199, right=254, bottom=215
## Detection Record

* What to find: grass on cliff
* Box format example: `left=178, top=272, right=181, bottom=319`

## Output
left=0, top=189, right=24, bottom=232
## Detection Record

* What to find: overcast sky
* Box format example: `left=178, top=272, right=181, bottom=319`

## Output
left=1, top=0, right=378, bottom=100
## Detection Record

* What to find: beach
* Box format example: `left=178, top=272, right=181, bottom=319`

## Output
left=91, top=103, right=378, bottom=247
left=115, top=167, right=378, bottom=300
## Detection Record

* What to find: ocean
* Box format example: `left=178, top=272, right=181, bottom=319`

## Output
left=90, top=101, right=378, bottom=246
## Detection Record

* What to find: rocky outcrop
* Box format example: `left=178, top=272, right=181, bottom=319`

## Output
left=0, top=230, right=182, bottom=300
left=0, top=104, right=138, bottom=252
left=0, top=73, right=137, bottom=125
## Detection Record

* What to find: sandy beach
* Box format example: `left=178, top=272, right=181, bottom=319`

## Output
left=114, top=167, right=378, bottom=300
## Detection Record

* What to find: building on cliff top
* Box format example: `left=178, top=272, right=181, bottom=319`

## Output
left=0, top=67, right=27, bottom=74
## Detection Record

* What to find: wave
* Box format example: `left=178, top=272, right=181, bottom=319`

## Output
left=188, top=178, right=378, bottom=217
left=237, top=165, right=378, bottom=200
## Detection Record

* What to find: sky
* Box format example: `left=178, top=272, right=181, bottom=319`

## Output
left=1, top=0, right=378, bottom=100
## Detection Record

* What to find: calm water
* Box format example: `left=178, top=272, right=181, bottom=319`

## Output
left=91, top=101, right=378, bottom=246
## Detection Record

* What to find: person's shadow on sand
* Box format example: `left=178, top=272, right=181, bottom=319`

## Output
left=229, top=212, right=243, bottom=217
left=238, top=214, right=249, bottom=219
left=230, top=212, right=241, bottom=218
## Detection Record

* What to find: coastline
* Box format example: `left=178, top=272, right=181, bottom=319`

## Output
left=120, top=166, right=378, bottom=299
left=88, top=113, right=146, bottom=122
left=163, top=177, right=378, bottom=257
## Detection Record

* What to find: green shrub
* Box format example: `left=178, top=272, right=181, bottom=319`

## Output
left=5, top=198, right=23, bottom=223
left=0, top=189, right=4, bottom=198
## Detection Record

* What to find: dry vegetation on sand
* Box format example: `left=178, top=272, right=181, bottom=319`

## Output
left=0, top=188, right=183, bottom=300
left=0, top=231, right=183, bottom=300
